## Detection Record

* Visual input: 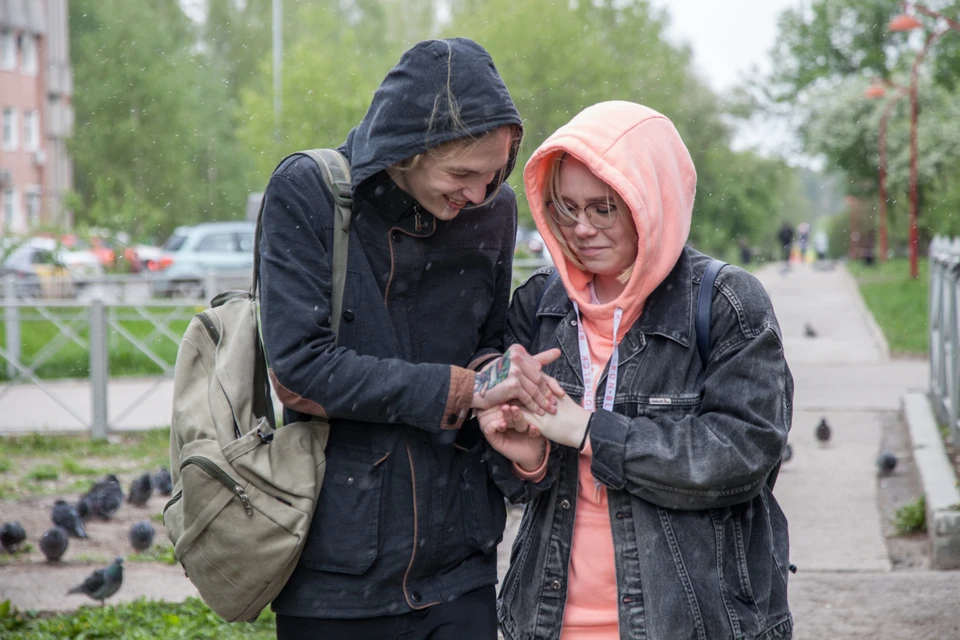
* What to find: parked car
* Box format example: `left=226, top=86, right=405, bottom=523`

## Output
left=27, top=236, right=104, bottom=281
left=150, top=221, right=255, bottom=298
left=0, top=244, right=72, bottom=298
left=122, top=244, right=165, bottom=273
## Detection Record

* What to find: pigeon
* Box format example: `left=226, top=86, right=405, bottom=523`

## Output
left=803, top=322, right=818, bottom=338
left=67, top=557, right=124, bottom=605
left=127, top=472, right=153, bottom=507
left=815, top=417, right=831, bottom=447
left=782, top=442, right=793, bottom=464
left=877, top=452, right=898, bottom=476
left=76, top=494, right=96, bottom=521
left=152, top=467, right=173, bottom=496
left=85, top=475, right=123, bottom=519
left=0, top=521, right=27, bottom=553
left=128, top=521, right=155, bottom=552
left=39, top=526, right=69, bottom=562
left=52, top=499, right=88, bottom=539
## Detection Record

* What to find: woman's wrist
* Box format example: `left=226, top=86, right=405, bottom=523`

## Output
left=516, top=438, right=548, bottom=472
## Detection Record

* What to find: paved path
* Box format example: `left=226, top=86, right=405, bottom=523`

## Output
left=4, top=261, right=959, bottom=640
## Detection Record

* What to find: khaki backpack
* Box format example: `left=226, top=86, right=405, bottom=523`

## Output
left=163, top=149, right=351, bottom=622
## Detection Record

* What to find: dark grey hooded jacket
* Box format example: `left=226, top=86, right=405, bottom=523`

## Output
left=259, top=38, right=529, bottom=618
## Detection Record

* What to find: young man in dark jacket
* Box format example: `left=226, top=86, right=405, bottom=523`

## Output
left=258, top=38, right=561, bottom=639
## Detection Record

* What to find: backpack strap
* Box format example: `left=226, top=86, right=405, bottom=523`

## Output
left=529, top=269, right=562, bottom=344
left=695, top=259, right=727, bottom=369
left=253, top=149, right=353, bottom=428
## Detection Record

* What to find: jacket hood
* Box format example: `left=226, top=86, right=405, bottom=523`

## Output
left=343, top=38, right=523, bottom=191
left=524, top=101, right=695, bottom=337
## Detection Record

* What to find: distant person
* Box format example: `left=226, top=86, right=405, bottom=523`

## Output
left=797, top=222, right=810, bottom=257
left=777, top=221, right=794, bottom=262
left=739, top=236, right=752, bottom=264
left=814, top=229, right=829, bottom=261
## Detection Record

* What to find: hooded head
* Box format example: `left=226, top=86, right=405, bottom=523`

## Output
left=344, top=38, right=523, bottom=219
left=524, top=101, right=695, bottom=337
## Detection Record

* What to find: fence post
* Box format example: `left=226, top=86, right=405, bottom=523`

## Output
left=89, top=298, right=109, bottom=440
left=4, top=275, right=19, bottom=380
left=204, top=270, right=217, bottom=302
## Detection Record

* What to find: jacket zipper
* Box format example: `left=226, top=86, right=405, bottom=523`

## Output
left=169, top=456, right=253, bottom=516
left=196, top=313, right=220, bottom=344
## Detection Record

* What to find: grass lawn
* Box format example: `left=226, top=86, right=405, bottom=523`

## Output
left=846, top=257, right=928, bottom=356
left=0, top=597, right=276, bottom=639
left=0, top=305, right=196, bottom=381
left=0, top=428, right=170, bottom=500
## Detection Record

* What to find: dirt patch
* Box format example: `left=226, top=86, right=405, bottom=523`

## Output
left=0, top=490, right=172, bottom=566
left=876, top=411, right=930, bottom=570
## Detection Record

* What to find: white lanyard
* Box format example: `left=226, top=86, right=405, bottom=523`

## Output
left=572, top=301, right=623, bottom=412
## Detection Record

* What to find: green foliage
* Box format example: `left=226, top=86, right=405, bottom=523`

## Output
left=2, top=429, right=170, bottom=463
left=0, top=306, right=192, bottom=381
left=0, top=597, right=276, bottom=639
left=129, top=545, right=177, bottom=565
left=61, top=457, right=100, bottom=476
left=848, top=257, right=929, bottom=354
left=0, top=458, right=11, bottom=473
left=893, top=495, right=927, bottom=535
left=24, top=465, right=59, bottom=482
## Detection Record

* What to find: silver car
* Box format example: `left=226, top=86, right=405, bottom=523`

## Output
left=151, top=221, right=255, bottom=298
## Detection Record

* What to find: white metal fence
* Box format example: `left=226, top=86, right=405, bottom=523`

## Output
left=1, top=260, right=552, bottom=438
left=928, top=236, right=959, bottom=445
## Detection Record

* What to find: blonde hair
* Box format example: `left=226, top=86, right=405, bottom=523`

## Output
left=542, top=152, right=637, bottom=285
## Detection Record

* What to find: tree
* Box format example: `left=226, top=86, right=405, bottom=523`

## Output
left=69, top=0, right=246, bottom=240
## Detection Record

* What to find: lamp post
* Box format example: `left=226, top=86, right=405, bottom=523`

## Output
left=889, top=2, right=960, bottom=279
left=865, top=80, right=908, bottom=263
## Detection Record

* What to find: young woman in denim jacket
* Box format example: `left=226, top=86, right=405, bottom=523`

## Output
left=480, top=102, right=795, bottom=640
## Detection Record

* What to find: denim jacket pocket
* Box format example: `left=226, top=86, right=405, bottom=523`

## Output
left=299, top=449, right=386, bottom=575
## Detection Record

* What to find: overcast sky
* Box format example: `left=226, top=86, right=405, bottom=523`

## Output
left=650, top=0, right=805, bottom=94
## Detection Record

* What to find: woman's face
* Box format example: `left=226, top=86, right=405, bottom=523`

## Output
left=391, top=127, right=512, bottom=221
left=553, top=158, right=638, bottom=277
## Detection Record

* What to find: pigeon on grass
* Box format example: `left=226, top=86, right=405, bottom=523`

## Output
left=52, top=500, right=88, bottom=539
left=127, top=472, right=153, bottom=507
left=128, top=521, right=155, bottom=552
left=67, top=557, right=124, bottom=606
left=0, top=521, right=27, bottom=553
left=40, top=526, right=69, bottom=561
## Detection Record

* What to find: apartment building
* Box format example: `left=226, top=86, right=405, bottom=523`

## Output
left=0, top=0, right=73, bottom=234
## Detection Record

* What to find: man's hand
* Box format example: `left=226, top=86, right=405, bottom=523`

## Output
left=472, top=345, right=566, bottom=415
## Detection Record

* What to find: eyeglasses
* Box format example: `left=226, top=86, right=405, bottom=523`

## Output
left=545, top=200, right=619, bottom=230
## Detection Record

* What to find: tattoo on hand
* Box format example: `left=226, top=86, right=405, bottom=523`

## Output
left=475, top=351, right=512, bottom=394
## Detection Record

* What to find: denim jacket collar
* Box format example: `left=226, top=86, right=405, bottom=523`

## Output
left=536, top=248, right=696, bottom=381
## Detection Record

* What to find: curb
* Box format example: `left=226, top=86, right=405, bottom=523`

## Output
left=903, top=392, right=960, bottom=569
left=841, top=261, right=891, bottom=362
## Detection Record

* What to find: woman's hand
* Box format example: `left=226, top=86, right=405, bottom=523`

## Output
left=477, top=406, right=547, bottom=471
left=516, top=392, right=592, bottom=450
left=472, top=345, right=566, bottom=415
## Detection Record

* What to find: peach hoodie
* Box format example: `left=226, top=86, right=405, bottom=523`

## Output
left=524, top=102, right=696, bottom=638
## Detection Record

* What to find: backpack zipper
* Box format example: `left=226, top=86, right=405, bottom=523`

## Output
left=196, top=313, right=221, bottom=344
left=169, top=456, right=253, bottom=516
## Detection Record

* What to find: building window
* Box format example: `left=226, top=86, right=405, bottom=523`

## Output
left=3, top=188, right=17, bottom=231
left=25, top=188, right=41, bottom=227
left=23, top=110, right=39, bottom=151
left=2, top=107, right=17, bottom=150
left=0, top=31, right=14, bottom=70
left=20, top=34, right=37, bottom=76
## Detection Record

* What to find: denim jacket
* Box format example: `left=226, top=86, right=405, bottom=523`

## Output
left=494, top=247, right=794, bottom=640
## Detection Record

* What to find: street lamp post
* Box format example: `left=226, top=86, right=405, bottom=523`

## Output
left=889, top=2, right=960, bottom=279
left=865, top=80, right=908, bottom=263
